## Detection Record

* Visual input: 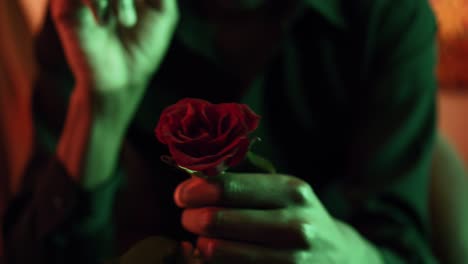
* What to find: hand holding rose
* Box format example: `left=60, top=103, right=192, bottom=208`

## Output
left=173, top=173, right=383, bottom=264
left=156, top=98, right=383, bottom=263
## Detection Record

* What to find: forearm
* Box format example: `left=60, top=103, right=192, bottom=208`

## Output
left=40, top=85, right=129, bottom=261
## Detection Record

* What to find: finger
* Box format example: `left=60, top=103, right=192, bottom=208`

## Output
left=174, top=177, right=223, bottom=208
left=87, top=0, right=110, bottom=23
left=182, top=208, right=314, bottom=249
left=117, top=0, right=138, bottom=27
left=174, top=173, right=317, bottom=209
left=196, top=237, right=300, bottom=264
left=116, top=0, right=178, bottom=73
left=136, top=0, right=178, bottom=31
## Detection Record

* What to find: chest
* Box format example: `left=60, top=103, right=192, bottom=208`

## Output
left=212, top=19, right=284, bottom=83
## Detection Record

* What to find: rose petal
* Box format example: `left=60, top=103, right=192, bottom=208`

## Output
left=240, top=104, right=261, bottom=132
left=168, top=136, right=246, bottom=171
left=225, top=137, right=250, bottom=167
left=155, top=98, right=261, bottom=175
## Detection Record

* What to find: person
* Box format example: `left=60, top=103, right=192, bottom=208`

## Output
left=3, top=0, right=441, bottom=263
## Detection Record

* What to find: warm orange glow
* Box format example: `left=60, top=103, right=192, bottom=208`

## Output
left=19, top=0, right=48, bottom=35
left=430, top=0, right=468, bottom=40
left=430, top=0, right=468, bottom=89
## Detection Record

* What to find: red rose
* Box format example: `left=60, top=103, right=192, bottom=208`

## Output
left=155, top=98, right=261, bottom=176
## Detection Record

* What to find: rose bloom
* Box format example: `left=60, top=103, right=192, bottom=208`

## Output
left=155, top=98, right=260, bottom=176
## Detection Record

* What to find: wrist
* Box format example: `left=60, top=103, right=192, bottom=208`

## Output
left=77, top=78, right=149, bottom=129
left=334, top=219, right=384, bottom=264
left=57, top=88, right=128, bottom=189
left=80, top=113, right=126, bottom=189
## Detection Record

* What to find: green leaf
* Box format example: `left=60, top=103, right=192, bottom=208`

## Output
left=246, top=151, right=277, bottom=174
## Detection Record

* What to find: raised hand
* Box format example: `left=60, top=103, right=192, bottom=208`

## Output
left=51, top=0, right=178, bottom=124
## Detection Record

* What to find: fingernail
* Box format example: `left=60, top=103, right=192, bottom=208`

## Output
left=175, top=179, right=222, bottom=207
left=197, top=237, right=214, bottom=258
left=181, top=209, right=203, bottom=234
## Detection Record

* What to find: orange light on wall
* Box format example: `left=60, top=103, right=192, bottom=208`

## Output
left=19, top=0, right=48, bottom=35
left=430, top=0, right=468, bottom=90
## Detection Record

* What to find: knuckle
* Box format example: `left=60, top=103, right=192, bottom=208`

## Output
left=95, top=0, right=108, bottom=8
left=208, top=241, right=220, bottom=259
left=288, top=221, right=314, bottom=249
left=199, top=209, right=221, bottom=234
left=201, top=239, right=221, bottom=261
left=286, top=179, right=314, bottom=205
left=119, top=0, right=134, bottom=10
left=222, top=177, right=242, bottom=199
left=160, top=0, right=179, bottom=22
left=288, top=251, right=310, bottom=264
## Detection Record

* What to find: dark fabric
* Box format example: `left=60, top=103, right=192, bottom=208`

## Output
left=3, top=0, right=439, bottom=263
left=3, top=144, right=122, bottom=264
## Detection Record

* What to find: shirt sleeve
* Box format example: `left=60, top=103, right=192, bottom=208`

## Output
left=345, top=0, right=439, bottom=263
left=3, top=147, right=123, bottom=264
